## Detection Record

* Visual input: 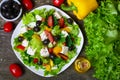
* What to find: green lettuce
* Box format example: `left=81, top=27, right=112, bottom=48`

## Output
left=84, top=0, right=120, bottom=80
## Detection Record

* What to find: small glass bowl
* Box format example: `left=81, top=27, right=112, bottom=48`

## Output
left=0, top=0, right=22, bottom=21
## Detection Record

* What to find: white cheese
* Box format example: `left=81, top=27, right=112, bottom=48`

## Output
left=40, top=47, right=49, bottom=57
left=27, top=47, right=36, bottom=56
left=60, top=45, right=69, bottom=54
left=20, top=27, right=27, bottom=33
left=54, top=11, right=61, bottom=19
left=22, top=39, right=29, bottom=47
left=52, top=65, right=58, bottom=70
left=61, top=30, right=68, bottom=37
left=36, top=15, right=42, bottom=21
left=40, top=31, right=48, bottom=41
left=28, top=22, right=36, bottom=28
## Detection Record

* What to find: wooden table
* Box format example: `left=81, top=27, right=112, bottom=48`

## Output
left=0, top=0, right=96, bottom=80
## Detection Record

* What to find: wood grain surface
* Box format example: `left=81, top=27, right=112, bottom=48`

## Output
left=0, top=0, right=96, bottom=80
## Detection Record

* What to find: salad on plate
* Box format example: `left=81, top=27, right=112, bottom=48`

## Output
left=11, top=5, right=84, bottom=77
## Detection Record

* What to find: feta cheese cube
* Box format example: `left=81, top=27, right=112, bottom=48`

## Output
left=20, top=27, right=27, bottom=33
left=36, top=15, right=42, bottom=21
left=27, top=47, right=36, bottom=56
left=28, top=22, right=36, bottom=28
left=40, top=31, right=48, bottom=41
left=40, top=47, right=49, bottom=57
left=54, top=11, right=61, bottom=19
left=60, top=45, right=69, bottom=54
left=22, top=39, right=29, bottom=47
left=61, top=30, right=68, bottom=37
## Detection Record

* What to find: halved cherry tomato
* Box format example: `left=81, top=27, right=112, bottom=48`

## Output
left=74, top=57, right=91, bottom=73
left=3, top=22, right=13, bottom=32
left=47, top=16, right=53, bottom=27
left=22, top=0, right=33, bottom=10
left=52, top=0, right=64, bottom=7
left=9, top=63, right=23, bottom=78
left=44, top=30, right=54, bottom=43
left=58, top=17, right=65, bottom=28
left=16, top=45, right=25, bottom=51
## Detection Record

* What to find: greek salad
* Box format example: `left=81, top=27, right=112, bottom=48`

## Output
left=13, top=7, right=81, bottom=76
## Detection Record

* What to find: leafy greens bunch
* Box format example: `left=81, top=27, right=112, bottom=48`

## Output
left=84, top=0, right=120, bottom=80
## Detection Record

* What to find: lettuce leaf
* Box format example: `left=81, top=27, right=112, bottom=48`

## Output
left=84, top=0, right=120, bottom=80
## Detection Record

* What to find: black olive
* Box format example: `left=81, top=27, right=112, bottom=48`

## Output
left=12, top=1, right=21, bottom=10
left=43, top=39, right=50, bottom=45
left=54, top=35, right=60, bottom=41
left=9, top=14, right=16, bottom=19
left=49, top=54, right=56, bottom=60
left=33, top=27, right=40, bottom=32
left=1, top=1, right=9, bottom=10
left=14, top=10, right=20, bottom=17
left=2, top=11, right=11, bottom=19
left=37, top=59, right=43, bottom=65
left=67, top=18, right=73, bottom=24
left=18, top=36, right=24, bottom=42
left=69, top=45, right=75, bottom=51
left=36, top=21, right=42, bottom=27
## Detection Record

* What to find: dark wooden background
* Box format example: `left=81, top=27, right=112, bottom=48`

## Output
left=0, top=0, right=96, bottom=80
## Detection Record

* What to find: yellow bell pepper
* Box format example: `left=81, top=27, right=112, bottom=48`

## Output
left=53, top=46, right=62, bottom=56
left=61, top=0, right=98, bottom=20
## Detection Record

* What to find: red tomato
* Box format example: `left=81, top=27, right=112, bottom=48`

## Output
left=3, top=22, right=13, bottom=32
left=22, top=0, right=33, bottom=10
left=53, top=0, right=64, bottom=7
left=59, top=17, right=65, bottom=28
left=9, top=63, right=23, bottom=78
left=44, top=30, right=54, bottom=43
left=47, top=16, right=53, bottom=27
left=33, top=58, right=38, bottom=64
left=16, top=45, right=25, bottom=51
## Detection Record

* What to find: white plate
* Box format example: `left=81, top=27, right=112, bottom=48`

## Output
left=11, top=5, right=84, bottom=77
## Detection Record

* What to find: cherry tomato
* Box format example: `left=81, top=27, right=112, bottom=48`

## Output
left=9, top=63, right=23, bottom=78
left=45, top=30, right=54, bottom=43
left=16, top=45, right=25, bottom=51
left=3, top=22, right=13, bottom=32
left=22, top=0, right=33, bottom=10
left=58, top=17, right=65, bottom=28
left=52, top=0, right=64, bottom=7
left=47, top=16, right=53, bottom=27
left=33, top=58, right=39, bottom=64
